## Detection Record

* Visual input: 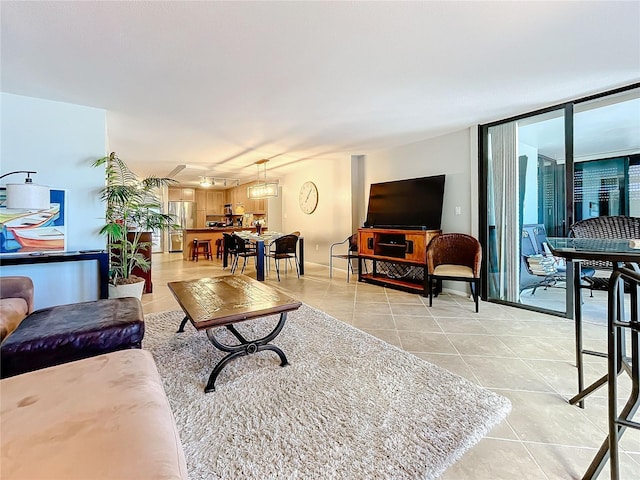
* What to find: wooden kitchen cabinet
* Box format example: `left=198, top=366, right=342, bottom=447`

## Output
left=181, top=188, right=195, bottom=201
left=168, top=187, right=196, bottom=202
left=195, top=189, right=207, bottom=210
left=196, top=210, right=206, bottom=228
left=206, top=191, right=225, bottom=215
left=253, top=198, right=266, bottom=214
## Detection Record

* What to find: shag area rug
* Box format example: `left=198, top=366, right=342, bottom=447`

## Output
left=144, top=305, right=511, bottom=480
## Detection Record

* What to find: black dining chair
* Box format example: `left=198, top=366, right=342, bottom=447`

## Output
left=222, top=233, right=238, bottom=269
left=267, top=234, right=299, bottom=281
left=231, top=234, right=257, bottom=274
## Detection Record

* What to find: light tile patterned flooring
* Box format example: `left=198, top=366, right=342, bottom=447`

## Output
left=143, top=253, right=640, bottom=479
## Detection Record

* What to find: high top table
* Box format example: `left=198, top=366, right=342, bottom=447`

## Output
left=547, top=237, right=640, bottom=480
left=168, top=275, right=301, bottom=392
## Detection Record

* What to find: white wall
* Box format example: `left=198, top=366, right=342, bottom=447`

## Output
left=279, top=157, right=352, bottom=266
left=363, top=128, right=477, bottom=295
left=1, top=93, right=107, bottom=308
left=277, top=127, right=479, bottom=285
left=1, top=93, right=106, bottom=251
left=365, top=128, right=475, bottom=234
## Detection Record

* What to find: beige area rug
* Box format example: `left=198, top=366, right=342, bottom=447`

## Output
left=143, top=305, right=511, bottom=480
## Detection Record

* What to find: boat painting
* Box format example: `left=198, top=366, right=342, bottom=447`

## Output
left=10, top=226, right=65, bottom=249
left=1, top=204, right=60, bottom=229
left=0, top=189, right=66, bottom=254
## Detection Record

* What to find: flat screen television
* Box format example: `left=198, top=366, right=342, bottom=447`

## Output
left=364, top=174, right=445, bottom=230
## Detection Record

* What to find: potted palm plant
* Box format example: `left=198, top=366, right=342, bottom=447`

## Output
left=93, top=152, right=179, bottom=299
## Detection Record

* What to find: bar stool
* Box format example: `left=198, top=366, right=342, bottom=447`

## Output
left=191, top=239, right=212, bottom=262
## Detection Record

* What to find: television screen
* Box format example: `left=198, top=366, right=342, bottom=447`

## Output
left=364, top=175, right=445, bottom=229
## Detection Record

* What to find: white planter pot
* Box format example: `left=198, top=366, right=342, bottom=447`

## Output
left=108, top=279, right=145, bottom=300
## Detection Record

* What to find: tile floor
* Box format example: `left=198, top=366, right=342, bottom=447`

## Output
left=142, top=253, right=640, bottom=479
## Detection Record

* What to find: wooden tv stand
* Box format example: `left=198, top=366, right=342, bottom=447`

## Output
left=357, top=228, right=440, bottom=295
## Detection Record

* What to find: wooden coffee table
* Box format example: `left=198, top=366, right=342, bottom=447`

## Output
left=167, top=275, right=301, bottom=392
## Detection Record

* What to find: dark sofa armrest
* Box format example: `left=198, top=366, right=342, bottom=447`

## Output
left=0, top=277, right=35, bottom=314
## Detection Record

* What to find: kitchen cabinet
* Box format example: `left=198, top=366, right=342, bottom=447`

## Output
left=195, top=189, right=207, bottom=210
left=168, top=187, right=196, bottom=201
left=253, top=198, right=266, bottom=214
left=194, top=189, right=207, bottom=228
left=223, top=182, right=267, bottom=214
left=196, top=210, right=206, bottom=229
left=181, top=188, right=195, bottom=201
left=206, top=191, right=225, bottom=215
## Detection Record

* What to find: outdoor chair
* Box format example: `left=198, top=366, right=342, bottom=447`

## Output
left=569, top=215, right=640, bottom=296
left=329, top=233, right=364, bottom=282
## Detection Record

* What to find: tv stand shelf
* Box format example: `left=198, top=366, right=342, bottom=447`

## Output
left=357, top=228, right=440, bottom=295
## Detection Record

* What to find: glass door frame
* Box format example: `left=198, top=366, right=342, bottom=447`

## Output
left=478, top=82, right=640, bottom=317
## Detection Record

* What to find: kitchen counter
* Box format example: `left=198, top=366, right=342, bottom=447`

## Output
left=182, top=227, right=258, bottom=261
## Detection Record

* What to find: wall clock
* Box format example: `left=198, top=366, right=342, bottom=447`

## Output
left=299, top=181, right=319, bottom=214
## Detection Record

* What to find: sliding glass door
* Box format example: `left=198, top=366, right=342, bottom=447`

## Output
left=574, top=88, right=640, bottom=220
left=481, top=84, right=640, bottom=316
left=485, top=109, right=567, bottom=313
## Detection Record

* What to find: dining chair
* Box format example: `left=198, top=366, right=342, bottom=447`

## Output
left=222, top=233, right=238, bottom=269
left=426, top=233, right=482, bottom=312
left=231, top=234, right=257, bottom=274
left=267, top=234, right=299, bottom=281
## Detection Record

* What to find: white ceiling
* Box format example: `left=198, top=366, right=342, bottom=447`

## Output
left=2, top=1, right=639, bottom=186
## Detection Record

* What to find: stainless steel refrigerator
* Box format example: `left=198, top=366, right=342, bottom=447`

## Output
left=168, top=201, right=196, bottom=252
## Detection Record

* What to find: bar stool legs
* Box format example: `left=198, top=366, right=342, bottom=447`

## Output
left=192, top=239, right=212, bottom=262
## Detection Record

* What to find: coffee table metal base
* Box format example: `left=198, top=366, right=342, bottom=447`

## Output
left=177, top=312, right=289, bottom=393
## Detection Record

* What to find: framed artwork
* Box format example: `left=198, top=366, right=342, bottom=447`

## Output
left=0, top=188, right=67, bottom=254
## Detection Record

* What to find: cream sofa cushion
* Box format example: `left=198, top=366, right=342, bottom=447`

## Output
left=1, top=349, right=187, bottom=479
left=0, top=297, right=28, bottom=342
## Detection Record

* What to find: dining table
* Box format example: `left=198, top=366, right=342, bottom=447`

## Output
left=547, top=237, right=640, bottom=480
left=223, top=231, right=304, bottom=281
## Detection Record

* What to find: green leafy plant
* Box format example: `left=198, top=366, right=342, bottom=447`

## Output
left=93, top=152, right=179, bottom=286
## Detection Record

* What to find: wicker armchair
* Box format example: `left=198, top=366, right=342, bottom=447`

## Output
left=569, top=215, right=640, bottom=294
left=426, top=233, right=482, bottom=312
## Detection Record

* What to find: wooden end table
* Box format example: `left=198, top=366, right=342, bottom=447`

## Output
left=168, top=275, right=301, bottom=392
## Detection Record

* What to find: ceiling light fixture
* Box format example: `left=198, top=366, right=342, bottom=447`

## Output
left=199, top=176, right=239, bottom=188
left=0, top=170, right=50, bottom=210
left=247, top=159, right=278, bottom=199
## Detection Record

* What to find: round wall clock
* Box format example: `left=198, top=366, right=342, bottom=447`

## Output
left=299, top=181, right=319, bottom=214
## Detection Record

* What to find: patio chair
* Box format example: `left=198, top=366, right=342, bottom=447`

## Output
left=329, top=233, right=364, bottom=282
left=569, top=215, right=640, bottom=296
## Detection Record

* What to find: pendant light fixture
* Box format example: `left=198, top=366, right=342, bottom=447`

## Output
left=247, top=159, right=278, bottom=199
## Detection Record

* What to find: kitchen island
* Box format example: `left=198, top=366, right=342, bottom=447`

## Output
left=182, top=227, right=258, bottom=261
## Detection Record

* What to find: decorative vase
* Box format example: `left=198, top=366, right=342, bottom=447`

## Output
left=108, top=277, right=145, bottom=300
